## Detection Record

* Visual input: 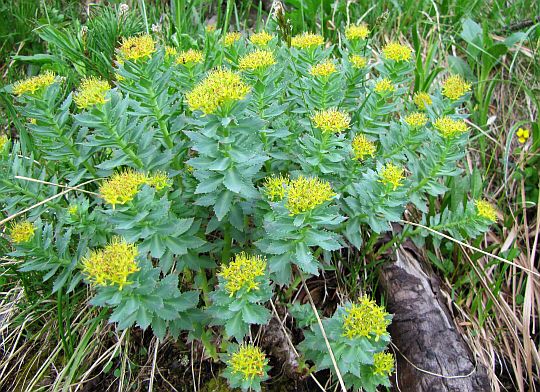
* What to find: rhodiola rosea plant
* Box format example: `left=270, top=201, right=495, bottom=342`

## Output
left=1, top=18, right=498, bottom=391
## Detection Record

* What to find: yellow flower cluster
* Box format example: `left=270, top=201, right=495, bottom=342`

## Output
left=379, top=163, right=405, bottom=190
left=286, top=176, right=335, bottom=215
left=311, top=108, right=350, bottom=133
left=516, top=127, right=530, bottom=144
left=74, top=77, right=111, bottom=109
left=82, top=237, right=139, bottom=289
left=249, top=31, right=274, bottom=46
left=345, top=23, right=369, bottom=40
left=206, top=24, right=216, bottom=33
left=238, top=50, right=276, bottom=71
left=263, top=174, right=290, bottom=201
left=350, top=54, right=367, bottom=69
left=99, top=170, right=168, bottom=207
left=219, top=253, right=266, bottom=295
left=0, top=134, right=8, bottom=150
left=352, top=134, right=376, bottom=160
left=291, top=32, right=324, bottom=49
left=342, top=297, right=390, bottom=340
left=374, top=78, right=394, bottom=94
left=433, top=116, right=468, bottom=138
left=404, top=112, right=428, bottom=128
left=373, top=352, right=394, bottom=376
left=186, top=68, right=251, bottom=114
left=224, top=32, right=242, bottom=47
left=442, top=74, right=471, bottom=101
left=475, top=200, right=497, bottom=222
left=10, top=220, right=35, bottom=244
left=413, top=91, right=432, bottom=110
left=12, top=71, right=56, bottom=96
left=165, top=46, right=178, bottom=57
left=176, top=49, right=204, bottom=65
left=310, top=59, right=337, bottom=77
left=228, top=344, right=267, bottom=380
left=146, top=171, right=170, bottom=190
left=382, top=42, right=412, bottom=62
left=118, top=34, right=156, bottom=61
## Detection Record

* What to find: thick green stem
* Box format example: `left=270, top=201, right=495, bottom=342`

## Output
left=100, top=112, right=144, bottom=169
left=221, top=222, right=232, bottom=264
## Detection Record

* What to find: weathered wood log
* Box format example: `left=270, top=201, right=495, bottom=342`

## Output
left=379, top=245, right=491, bottom=392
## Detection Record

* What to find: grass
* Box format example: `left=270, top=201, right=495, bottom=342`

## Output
left=0, top=0, right=539, bottom=390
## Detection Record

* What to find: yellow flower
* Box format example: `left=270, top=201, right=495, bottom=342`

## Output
left=206, top=24, right=216, bottom=33
left=99, top=170, right=149, bottom=207
left=413, top=91, right=432, bottom=110
left=28, top=118, right=37, bottom=125
left=10, top=220, right=35, bottom=244
left=286, top=176, right=335, bottom=215
left=311, top=108, right=350, bottom=133
left=350, top=55, right=367, bottom=69
left=74, top=77, right=111, bottom=109
left=310, top=59, right=337, bottom=77
left=404, top=112, right=428, bottom=128
left=12, top=71, right=56, bottom=96
left=475, top=200, right=497, bottom=222
left=263, top=174, right=290, bottom=201
left=374, top=78, right=395, bottom=94
left=442, top=74, right=471, bottom=101
left=68, top=205, right=78, bottom=215
left=433, top=116, right=468, bottom=138
left=249, top=31, right=274, bottom=46
left=352, top=134, right=376, bottom=160
left=224, top=32, right=242, bottom=47
left=82, top=237, right=139, bottom=289
left=373, top=352, right=394, bottom=376
left=382, top=42, right=412, bottom=62
left=0, top=134, right=9, bottom=150
left=345, top=23, right=369, bottom=40
left=176, top=49, right=204, bottom=66
left=516, top=127, right=530, bottom=144
left=291, top=32, right=324, bottom=49
left=219, top=253, right=267, bottom=295
left=147, top=171, right=170, bottom=190
left=379, top=163, right=405, bottom=190
left=118, top=34, right=156, bottom=61
left=165, top=45, right=178, bottom=57
left=342, top=296, right=390, bottom=340
left=228, top=344, right=268, bottom=380
left=238, top=50, right=276, bottom=71
left=186, top=68, right=250, bottom=114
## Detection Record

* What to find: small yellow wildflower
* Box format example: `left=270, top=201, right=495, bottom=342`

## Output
left=350, top=54, right=367, bottom=69
left=74, top=77, right=111, bottom=109
left=118, top=34, right=156, bottom=61
left=404, top=112, right=428, bottom=128
left=0, top=134, right=9, bottom=150
left=413, top=91, right=432, bottom=110
left=68, top=205, right=78, bottom=215
left=379, top=163, right=405, bottom=190
left=205, top=24, right=216, bottom=33
left=99, top=170, right=149, bottom=207
left=12, top=71, right=56, bottom=96
left=345, top=23, right=369, bottom=40
left=219, top=253, right=267, bottom=295
left=147, top=171, right=170, bottom=190
left=352, top=134, right=376, bottom=160
left=228, top=344, right=268, bottom=380
left=165, top=45, right=178, bottom=57
left=286, top=176, right=335, bottom=215
left=224, top=32, right=242, bottom=47
left=342, top=296, right=390, bottom=340
left=249, top=31, right=274, bottom=46
left=433, top=116, right=468, bottom=138
left=82, top=237, right=139, bottom=289
left=28, top=118, right=37, bottom=125
left=263, top=174, right=290, bottom=201
left=10, top=220, right=35, bottom=244
left=516, top=127, right=530, bottom=144
left=475, top=200, right=497, bottom=222
left=442, top=74, right=471, bottom=101
left=374, top=78, right=395, bottom=94
left=186, top=68, right=250, bottom=114
left=382, top=42, right=412, bottom=62
left=238, top=50, right=276, bottom=71
left=373, top=352, right=394, bottom=376
left=311, top=108, right=350, bottom=133
left=291, top=32, right=324, bottom=49
left=176, top=49, right=204, bottom=66
left=309, top=59, right=337, bottom=77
